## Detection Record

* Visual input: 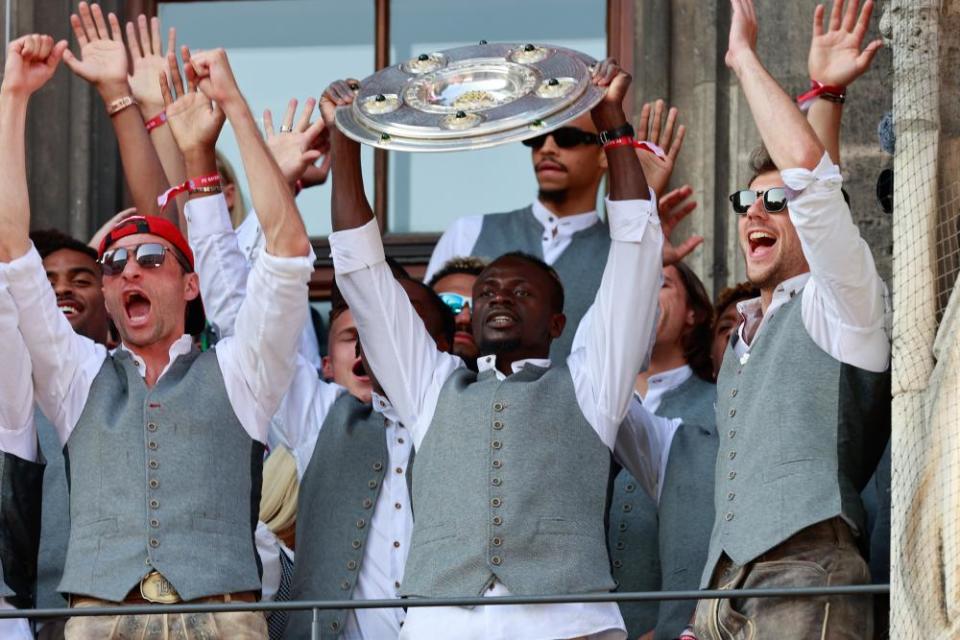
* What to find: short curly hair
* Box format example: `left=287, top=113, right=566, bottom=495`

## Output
left=427, top=256, right=488, bottom=288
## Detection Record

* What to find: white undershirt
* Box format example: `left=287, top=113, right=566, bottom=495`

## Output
left=424, top=200, right=601, bottom=282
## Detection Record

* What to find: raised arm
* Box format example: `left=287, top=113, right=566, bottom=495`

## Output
left=322, top=80, right=461, bottom=439
left=125, top=15, right=188, bottom=226
left=725, top=0, right=825, bottom=171
left=0, top=35, right=105, bottom=440
left=805, top=0, right=883, bottom=164
left=0, top=273, right=36, bottom=461
left=62, top=3, right=172, bottom=221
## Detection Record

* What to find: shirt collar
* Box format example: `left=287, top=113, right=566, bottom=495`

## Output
left=644, top=364, right=693, bottom=393
left=477, top=354, right=553, bottom=380
left=531, top=199, right=599, bottom=236
left=371, top=391, right=401, bottom=424
left=116, top=334, right=194, bottom=379
left=736, top=272, right=810, bottom=320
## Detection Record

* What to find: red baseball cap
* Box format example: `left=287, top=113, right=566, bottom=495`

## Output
left=98, top=215, right=206, bottom=335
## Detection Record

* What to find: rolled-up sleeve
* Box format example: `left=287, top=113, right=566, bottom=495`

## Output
left=783, top=153, right=890, bottom=372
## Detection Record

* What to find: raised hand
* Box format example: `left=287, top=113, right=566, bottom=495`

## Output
left=263, top=98, right=328, bottom=190
left=186, top=48, right=243, bottom=110
left=125, top=15, right=175, bottom=118
left=658, top=185, right=703, bottom=266
left=590, top=57, right=631, bottom=130
left=159, top=47, right=224, bottom=157
left=725, top=0, right=759, bottom=73
left=635, top=100, right=686, bottom=198
left=320, top=79, right=359, bottom=129
left=808, top=0, right=882, bottom=87
left=62, top=2, right=128, bottom=99
left=1, top=35, right=68, bottom=98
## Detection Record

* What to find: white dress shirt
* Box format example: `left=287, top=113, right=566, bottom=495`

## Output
left=0, top=194, right=314, bottom=456
left=331, top=193, right=662, bottom=640
left=734, top=153, right=890, bottom=372
left=189, top=198, right=412, bottom=639
left=424, top=199, right=601, bottom=282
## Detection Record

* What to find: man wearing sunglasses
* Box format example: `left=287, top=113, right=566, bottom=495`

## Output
left=693, top=1, right=889, bottom=638
left=0, top=39, right=314, bottom=638
left=424, top=110, right=611, bottom=361
left=428, top=256, right=487, bottom=370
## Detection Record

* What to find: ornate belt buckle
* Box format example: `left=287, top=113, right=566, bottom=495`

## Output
left=139, top=571, right=181, bottom=604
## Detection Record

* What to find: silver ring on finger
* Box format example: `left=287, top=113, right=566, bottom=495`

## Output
left=279, top=126, right=293, bottom=133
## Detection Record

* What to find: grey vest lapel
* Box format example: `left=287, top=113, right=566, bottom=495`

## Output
left=286, top=394, right=389, bottom=639
left=703, top=292, right=890, bottom=587
left=470, top=206, right=611, bottom=360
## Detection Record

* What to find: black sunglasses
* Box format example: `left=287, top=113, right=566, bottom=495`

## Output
left=522, top=127, right=601, bottom=150
left=729, top=188, right=789, bottom=215
left=100, top=243, right=192, bottom=276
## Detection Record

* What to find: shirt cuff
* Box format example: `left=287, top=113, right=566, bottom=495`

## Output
left=255, top=245, right=317, bottom=282
left=780, top=152, right=843, bottom=195
left=605, top=187, right=659, bottom=243
left=184, top=193, right=234, bottom=240
left=329, top=218, right=386, bottom=274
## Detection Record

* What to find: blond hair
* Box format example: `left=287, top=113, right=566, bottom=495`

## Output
left=259, top=445, right=299, bottom=539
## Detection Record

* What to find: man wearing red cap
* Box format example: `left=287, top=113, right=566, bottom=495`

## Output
left=0, top=30, right=312, bottom=640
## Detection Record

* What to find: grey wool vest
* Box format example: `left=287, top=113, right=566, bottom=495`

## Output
left=470, top=206, right=611, bottom=361
left=285, top=394, right=391, bottom=640
left=60, top=348, right=265, bottom=602
left=400, top=364, right=616, bottom=598
left=35, top=407, right=69, bottom=609
left=654, top=375, right=718, bottom=640
left=703, top=292, right=890, bottom=587
left=0, top=449, right=44, bottom=606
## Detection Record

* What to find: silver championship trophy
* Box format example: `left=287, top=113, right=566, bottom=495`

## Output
left=336, top=42, right=604, bottom=152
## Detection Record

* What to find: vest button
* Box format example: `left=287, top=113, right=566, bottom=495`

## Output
left=728, top=471, right=736, bottom=480
left=149, top=538, right=160, bottom=548
left=493, top=421, right=503, bottom=430
left=625, top=483, right=635, bottom=492
left=491, top=440, right=502, bottom=450
left=727, top=492, right=736, bottom=501
left=728, top=429, right=736, bottom=439
left=493, top=402, right=504, bottom=412
left=331, top=621, right=340, bottom=631
left=613, top=560, right=623, bottom=569
left=615, top=542, right=625, bottom=550
left=150, top=518, right=159, bottom=528
left=491, top=555, right=502, bottom=566
left=149, top=479, right=159, bottom=489
left=492, top=460, right=502, bottom=469
left=725, top=512, right=734, bottom=521
left=352, top=540, right=362, bottom=549
left=356, top=519, right=366, bottom=529
left=729, top=451, right=736, bottom=460
left=492, top=537, right=503, bottom=546
left=372, top=461, right=383, bottom=471
left=149, top=499, right=159, bottom=509
left=491, top=478, right=502, bottom=486
left=147, top=422, right=158, bottom=432
left=622, top=503, right=632, bottom=513
left=340, top=580, right=351, bottom=590
left=347, top=560, right=358, bottom=570
left=729, top=408, right=736, bottom=417
left=148, top=460, right=159, bottom=469
left=362, top=498, right=373, bottom=509
left=492, top=516, right=503, bottom=526
left=148, top=441, right=158, bottom=450
left=730, top=389, right=738, bottom=397
left=491, top=498, right=502, bottom=508
left=618, top=522, right=627, bottom=531
left=368, top=480, right=378, bottom=489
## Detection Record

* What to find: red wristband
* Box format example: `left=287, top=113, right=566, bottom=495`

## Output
left=602, top=136, right=638, bottom=150
left=797, top=80, right=846, bottom=111
left=157, top=173, right=221, bottom=210
left=145, top=111, right=167, bottom=133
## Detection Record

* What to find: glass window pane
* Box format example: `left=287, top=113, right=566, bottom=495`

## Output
left=158, top=1, right=376, bottom=237
left=387, top=0, right=606, bottom=233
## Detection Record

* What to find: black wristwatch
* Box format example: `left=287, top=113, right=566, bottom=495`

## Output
left=598, top=123, right=635, bottom=145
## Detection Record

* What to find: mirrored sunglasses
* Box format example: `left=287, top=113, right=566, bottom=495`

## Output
left=729, top=187, right=789, bottom=215
left=521, top=127, right=601, bottom=150
left=99, top=243, right=191, bottom=276
left=438, top=292, right=472, bottom=315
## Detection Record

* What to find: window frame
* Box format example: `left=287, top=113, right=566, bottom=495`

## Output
left=139, top=0, right=631, bottom=298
